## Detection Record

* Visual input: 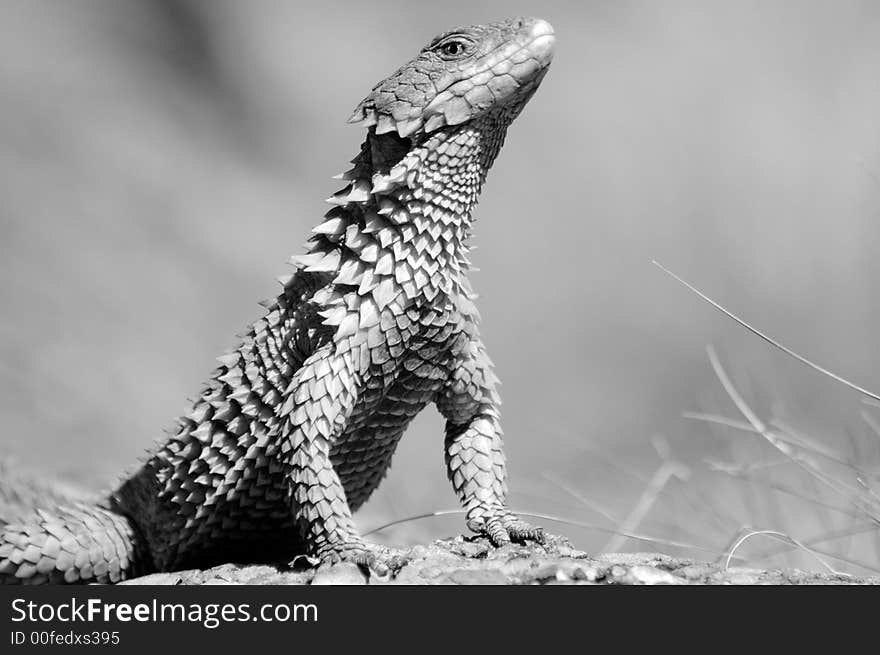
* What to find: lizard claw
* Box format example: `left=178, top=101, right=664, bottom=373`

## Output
left=480, top=512, right=546, bottom=547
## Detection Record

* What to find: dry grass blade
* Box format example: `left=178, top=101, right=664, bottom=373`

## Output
left=860, top=410, right=880, bottom=445
left=541, top=472, right=619, bottom=524
left=683, top=411, right=755, bottom=434
left=603, top=459, right=690, bottom=553
left=705, top=345, right=880, bottom=526
left=363, top=508, right=728, bottom=558
left=545, top=467, right=731, bottom=549
left=704, top=458, right=863, bottom=518
left=724, top=529, right=850, bottom=576
left=652, top=260, right=880, bottom=402
left=686, top=411, right=868, bottom=469
left=748, top=523, right=880, bottom=574
left=363, top=509, right=467, bottom=536
left=770, top=417, right=857, bottom=464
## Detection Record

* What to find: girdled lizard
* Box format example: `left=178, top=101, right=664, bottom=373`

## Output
left=0, top=16, right=556, bottom=584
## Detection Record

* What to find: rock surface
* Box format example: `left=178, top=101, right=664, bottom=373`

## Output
left=118, top=536, right=877, bottom=585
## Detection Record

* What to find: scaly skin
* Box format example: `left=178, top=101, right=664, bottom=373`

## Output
left=0, top=16, right=556, bottom=584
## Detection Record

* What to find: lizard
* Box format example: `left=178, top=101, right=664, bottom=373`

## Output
left=0, top=16, right=557, bottom=584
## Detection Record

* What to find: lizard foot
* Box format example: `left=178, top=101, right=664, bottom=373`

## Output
left=314, top=540, right=391, bottom=576
left=479, top=511, right=546, bottom=547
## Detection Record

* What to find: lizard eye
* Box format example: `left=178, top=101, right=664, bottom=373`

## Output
left=435, top=39, right=468, bottom=59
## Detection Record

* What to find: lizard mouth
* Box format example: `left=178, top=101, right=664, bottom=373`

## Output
left=526, top=18, right=556, bottom=68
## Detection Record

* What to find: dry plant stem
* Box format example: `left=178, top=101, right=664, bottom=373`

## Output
left=860, top=410, right=880, bottom=447
left=748, top=523, right=880, bottom=574
left=706, top=346, right=880, bottom=526
left=650, top=263, right=880, bottom=573
left=547, top=468, right=733, bottom=551
left=603, top=460, right=690, bottom=553
left=364, top=508, right=728, bottom=558
left=770, top=417, right=858, bottom=465
left=688, top=360, right=880, bottom=572
left=686, top=412, right=871, bottom=471
left=724, top=529, right=848, bottom=576
left=541, top=472, right=619, bottom=524
left=653, top=260, right=880, bottom=402
left=704, top=460, right=863, bottom=518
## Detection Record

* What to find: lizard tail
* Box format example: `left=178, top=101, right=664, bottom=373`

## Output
left=0, top=502, right=146, bottom=585
left=0, top=466, right=148, bottom=585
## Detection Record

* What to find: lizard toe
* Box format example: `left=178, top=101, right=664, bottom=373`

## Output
left=480, top=512, right=546, bottom=547
left=316, top=541, right=390, bottom=576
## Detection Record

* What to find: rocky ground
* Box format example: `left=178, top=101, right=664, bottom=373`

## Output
left=120, top=536, right=876, bottom=585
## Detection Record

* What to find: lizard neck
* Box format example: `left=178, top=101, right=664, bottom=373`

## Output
left=293, top=120, right=509, bottom=309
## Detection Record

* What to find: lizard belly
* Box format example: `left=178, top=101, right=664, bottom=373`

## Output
left=333, top=319, right=459, bottom=510
left=333, top=370, right=445, bottom=511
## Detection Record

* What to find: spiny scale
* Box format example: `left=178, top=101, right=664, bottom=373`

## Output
left=1, top=16, right=556, bottom=584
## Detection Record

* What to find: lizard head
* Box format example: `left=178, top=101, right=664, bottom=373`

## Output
left=348, top=17, right=555, bottom=139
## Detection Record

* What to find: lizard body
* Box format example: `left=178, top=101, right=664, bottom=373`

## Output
left=0, top=16, right=556, bottom=584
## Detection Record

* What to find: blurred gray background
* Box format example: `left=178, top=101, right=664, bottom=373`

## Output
left=2, top=0, right=879, bottom=573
